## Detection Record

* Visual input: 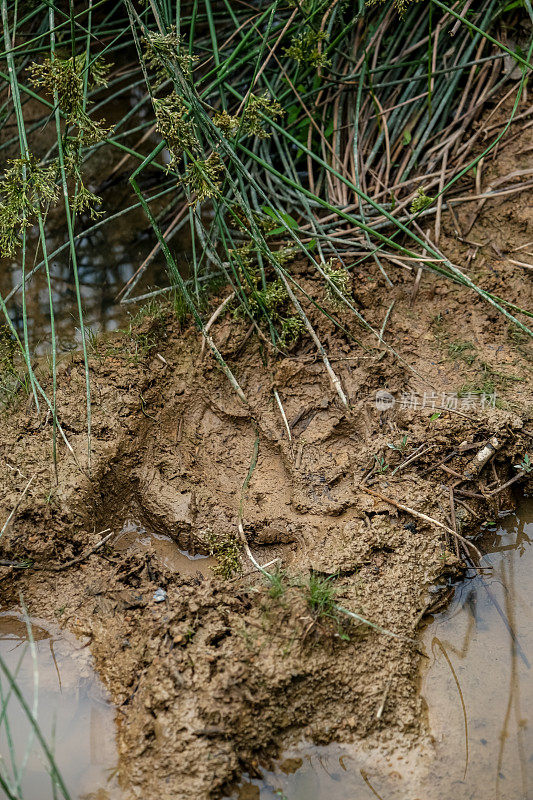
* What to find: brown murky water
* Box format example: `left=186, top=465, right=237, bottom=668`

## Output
left=114, top=518, right=215, bottom=577
left=231, top=742, right=424, bottom=799
left=232, top=498, right=533, bottom=800
left=420, top=497, right=533, bottom=800
left=0, top=611, right=121, bottom=799
left=0, top=215, right=170, bottom=355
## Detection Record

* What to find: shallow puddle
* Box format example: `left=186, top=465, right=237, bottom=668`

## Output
left=0, top=611, right=121, bottom=799
left=0, top=222, right=170, bottom=355
left=115, top=518, right=214, bottom=577
left=419, top=497, right=533, bottom=799
left=231, top=742, right=423, bottom=799
left=231, top=498, right=533, bottom=800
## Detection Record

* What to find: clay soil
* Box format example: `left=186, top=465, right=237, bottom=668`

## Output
left=0, top=105, right=532, bottom=799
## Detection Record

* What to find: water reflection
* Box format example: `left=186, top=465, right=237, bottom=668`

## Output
left=421, top=498, right=533, bottom=800
left=0, top=611, right=121, bottom=799
left=0, top=206, right=170, bottom=355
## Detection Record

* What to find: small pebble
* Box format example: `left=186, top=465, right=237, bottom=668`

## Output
left=153, top=588, right=167, bottom=603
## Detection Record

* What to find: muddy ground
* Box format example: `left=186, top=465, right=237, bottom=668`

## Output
left=0, top=104, right=532, bottom=799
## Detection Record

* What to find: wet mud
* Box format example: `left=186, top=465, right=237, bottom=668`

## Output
left=230, top=499, right=533, bottom=800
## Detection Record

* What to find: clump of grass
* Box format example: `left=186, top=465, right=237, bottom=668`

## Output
left=373, top=455, right=389, bottom=474
left=306, top=573, right=338, bottom=616
left=458, top=377, right=496, bottom=397
left=458, top=356, right=523, bottom=407
left=265, top=567, right=289, bottom=600
left=1, top=0, right=531, bottom=467
left=479, top=359, right=524, bottom=385
left=129, top=298, right=168, bottom=325
left=206, top=530, right=242, bottom=579
left=448, top=340, right=476, bottom=365
left=508, top=325, right=530, bottom=349
left=304, top=573, right=349, bottom=640
left=85, top=327, right=100, bottom=357
left=126, top=304, right=166, bottom=360
left=171, top=289, right=189, bottom=326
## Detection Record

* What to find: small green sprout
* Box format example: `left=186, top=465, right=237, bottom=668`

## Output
left=514, top=455, right=532, bottom=474
left=266, top=568, right=288, bottom=600
left=374, top=455, right=389, bottom=473
left=305, top=573, right=349, bottom=640
left=85, top=327, right=100, bottom=355
left=386, top=435, right=408, bottom=453
left=306, top=573, right=338, bottom=617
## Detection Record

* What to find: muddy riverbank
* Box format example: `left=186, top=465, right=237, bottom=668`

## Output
left=0, top=106, right=532, bottom=798
left=228, top=487, right=533, bottom=800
